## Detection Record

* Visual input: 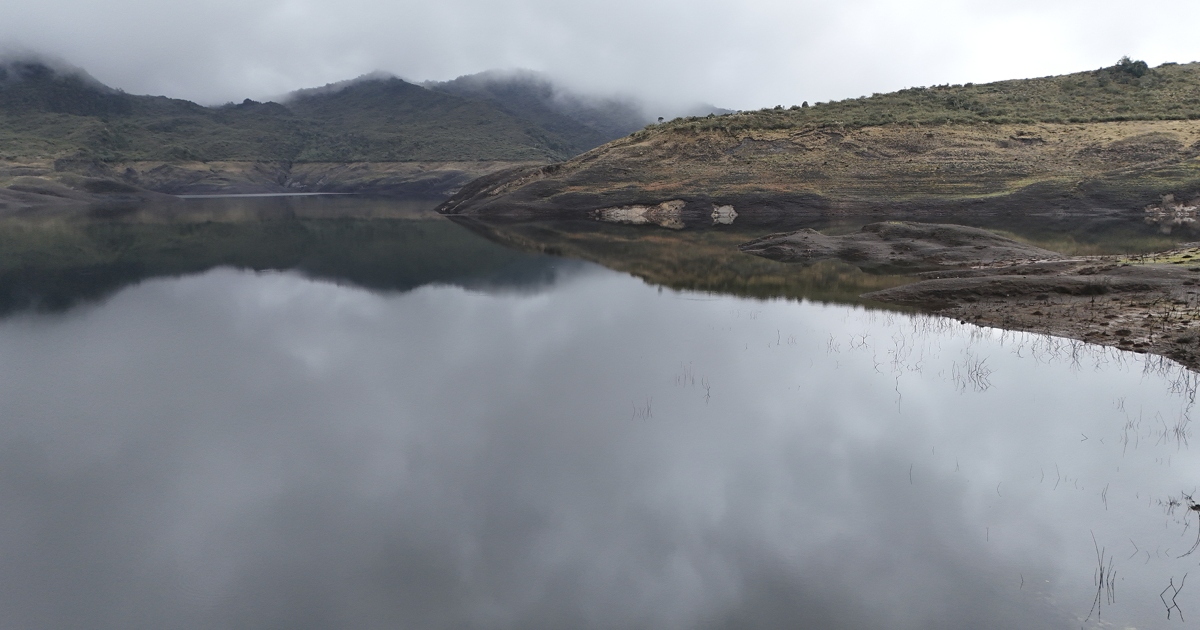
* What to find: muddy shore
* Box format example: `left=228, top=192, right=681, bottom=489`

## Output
left=742, top=222, right=1200, bottom=371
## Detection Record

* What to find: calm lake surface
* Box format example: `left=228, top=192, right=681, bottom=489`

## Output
left=2, top=197, right=1200, bottom=628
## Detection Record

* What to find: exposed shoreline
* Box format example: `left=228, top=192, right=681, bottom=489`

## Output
left=871, top=259, right=1200, bottom=369
left=0, top=159, right=539, bottom=215
left=742, top=222, right=1200, bottom=371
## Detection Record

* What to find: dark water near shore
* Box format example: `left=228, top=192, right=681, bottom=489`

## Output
left=2, top=197, right=1200, bottom=628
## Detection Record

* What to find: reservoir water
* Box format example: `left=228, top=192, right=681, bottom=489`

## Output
left=1, top=197, right=1199, bottom=628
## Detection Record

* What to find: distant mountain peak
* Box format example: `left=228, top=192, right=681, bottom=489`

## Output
left=431, top=68, right=556, bottom=92
left=0, top=55, right=134, bottom=118
left=281, top=71, right=406, bottom=102
left=428, top=69, right=650, bottom=141
left=0, top=55, right=114, bottom=93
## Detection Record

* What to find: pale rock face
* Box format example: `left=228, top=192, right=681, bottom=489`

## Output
left=593, top=199, right=685, bottom=229
left=1144, top=193, right=1199, bottom=233
left=711, top=204, right=737, bottom=225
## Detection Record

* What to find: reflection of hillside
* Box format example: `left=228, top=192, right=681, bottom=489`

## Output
left=7, top=199, right=1193, bottom=318
left=0, top=216, right=560, bottom=315
left=451, top=218, right=915, bottom=305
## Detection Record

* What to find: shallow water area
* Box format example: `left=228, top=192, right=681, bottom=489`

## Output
left=1, top=197, right=1199, bottom=628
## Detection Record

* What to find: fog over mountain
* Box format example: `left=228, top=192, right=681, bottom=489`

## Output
left=0, top=57, right=670, bottom=198
left=3, top=0, right=1198, bottom=112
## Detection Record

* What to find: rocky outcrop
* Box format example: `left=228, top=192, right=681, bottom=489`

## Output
left=594, top=200, right=687, bottom=229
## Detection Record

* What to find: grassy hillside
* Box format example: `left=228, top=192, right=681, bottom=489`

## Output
left=0, top=60, right=624, bottom=164
left=440, top=59, right=1200, bottom=217
left=661, top=58, right=1200, bottom=133
left=0, top=61, right=306, bottom=162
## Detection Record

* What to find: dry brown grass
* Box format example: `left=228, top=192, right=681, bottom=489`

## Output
left=533, top=120, right=1200, bottom=205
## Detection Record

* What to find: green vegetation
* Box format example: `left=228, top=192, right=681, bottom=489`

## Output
left=0, top=60, right=636, bottom=164
left=653, top=59, right=1200, bottom=135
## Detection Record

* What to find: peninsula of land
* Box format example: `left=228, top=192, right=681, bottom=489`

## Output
left=439, top=58, right=1200, bottom=219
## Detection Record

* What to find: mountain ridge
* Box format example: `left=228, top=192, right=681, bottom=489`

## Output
left=0, top=58, right=658, bottom=206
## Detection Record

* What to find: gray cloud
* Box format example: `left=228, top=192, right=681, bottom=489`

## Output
left=2, top=0, right=1198, bottom=110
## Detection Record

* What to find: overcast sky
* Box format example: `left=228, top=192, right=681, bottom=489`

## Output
left=3, top=0, right=1199, bottom=111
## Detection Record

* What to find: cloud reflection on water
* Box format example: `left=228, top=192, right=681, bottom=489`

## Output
left=0, top=265, right=1196, bottom=628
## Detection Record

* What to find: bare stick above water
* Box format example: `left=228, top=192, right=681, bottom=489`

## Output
left=1085, top=531, right=1116, bottom=623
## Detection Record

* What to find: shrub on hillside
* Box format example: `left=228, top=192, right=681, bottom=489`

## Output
left=1114, top=56, right=1150, bottom=78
